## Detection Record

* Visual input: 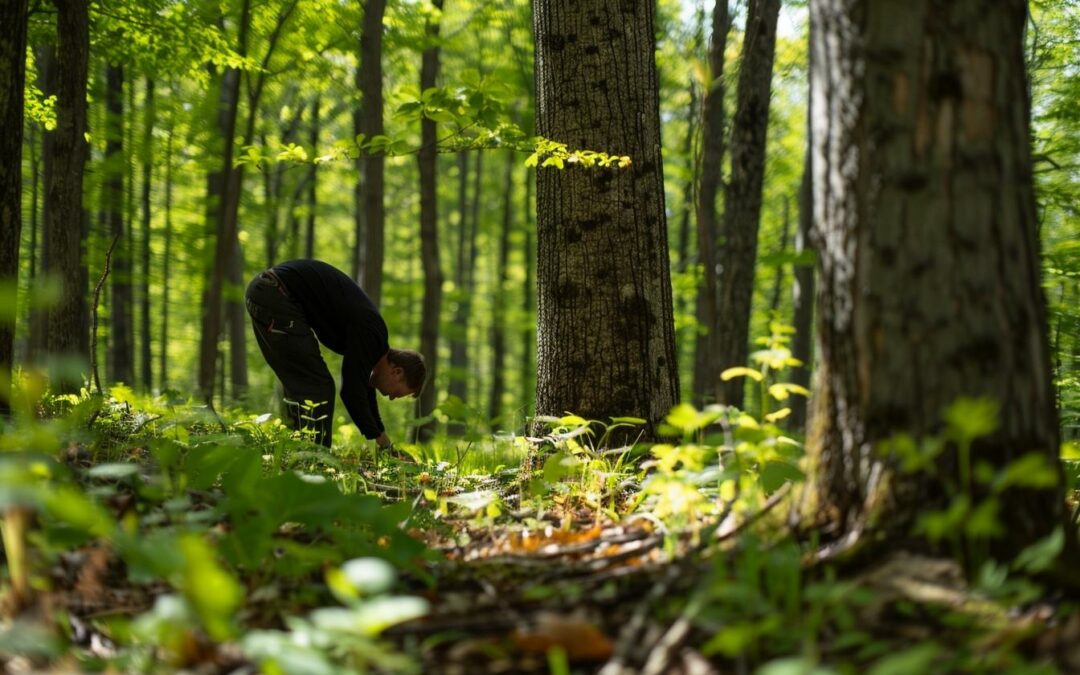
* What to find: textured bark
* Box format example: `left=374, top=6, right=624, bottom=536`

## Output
left=809, top=0, right=1068, bottom=560
left=488, top=151, right=515, bottom=426
left=714, top=0, right=781, bottom=408
left=692, top=0, right=730, bottom=406
left=790, top=147, right=814, bottom=432
left=533, top=0, right=680, bottom=438
left=105, top=63, right=134, bottom=386
left=0, top=0, right=28, bottom=410
left=414, top=0, right=444, bottom=443
left=767, top=198, right=790, bottom=315
left=0, top=0, right=29, bottom=412
left=139, top=77, right=155, bottom=392
left=43, top=0, right=90, bottom=390
left=357, top=0, right=386, bottom=302
left=520, top=170, right=535, bottom=420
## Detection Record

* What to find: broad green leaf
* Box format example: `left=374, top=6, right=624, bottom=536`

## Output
left=866, top=643, right=942, bottom=675
left=1013, top=527, right=1064, bottom=573
left=944, top=397, right=999, bottom=442
left=759, top=460, right=805, bottom=494
left=993, top=453, right=1060, bottom=491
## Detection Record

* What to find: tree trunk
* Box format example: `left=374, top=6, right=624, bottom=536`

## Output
left=767, top=197, right=790, bottom=315
left=0, top=0, right=29, bottom=412
left=414, top=0, right=445, bottom=443
left=447, top=151, right=471, bottom=435
left=520, top=169, right=534, bottom=423
left=159, top=123, right=173, bottom=392
left=533, top=0, right=680, bottom=439
left=692, top=0, right=730, bottom=406
left=488, top=150, right=515, bottom=426
left=44, top=0, right=90, bottom=390
left=358, top=0, right=387, bottom=302
left=105, top=63, right=134, bottom=386
left=29, top=45, right=55, bottom=363
left=304, top=95, right=319, bottom=260
left=809, top=0, right=1070, bottom=562
left=139, top=77, right=155, bottom=392
left=789, top=147, right=814, bottom=432
left=714, top=0, right=780, bottom=408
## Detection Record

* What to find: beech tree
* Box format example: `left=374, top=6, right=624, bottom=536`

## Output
left=809, top=0, right=1072, bottom=561
left=532, top=0, right=680, bottom=437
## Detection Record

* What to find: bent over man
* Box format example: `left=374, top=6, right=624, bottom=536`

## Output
left=244, top=259, right=425, bottom=448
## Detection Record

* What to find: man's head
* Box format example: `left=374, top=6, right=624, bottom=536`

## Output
left=371, top=348, right=426, bottom=400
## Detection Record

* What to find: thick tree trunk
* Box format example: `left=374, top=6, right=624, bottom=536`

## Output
left=414, top=0, right=445, bottom=443
left=358, top=0, right=387, bottom=301
left=105, top=63, right=134, bottom=386
left=692, top=0, right=730, bottom=406
left=714, top=0, right=780, bottom=408
left=0, top=0, right=29, bottom=412
left=533, top=0, right=680, bottom=439
left=139, top=77, right=155, bottom=392
left=520, top=170, right=535, bottom=423
left=767, top=197, right=790, bottom=315
left=488, top=151, right=515, bottom=426
left=44, top=0, right=90, bottom=390
left=809, top=0, right=1069, bottom=562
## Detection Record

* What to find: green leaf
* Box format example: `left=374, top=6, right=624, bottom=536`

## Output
left=340, top=557, right=396, bottom=596
left=1013, top=527, right=1064, bottom=573
left=87, top=462, right=139, bottom=479
left=540, top=155, right=565, bottom=169
left=759, top=460, right=805, bottom=494
left=866, top=643, right=942, bottom=675
left=993, top=453, right=1060, bottom=491
left=943, top=397, right=999, bottom=442
left=179, top=534, right=242, bottom=641
left=721, top=367, right=764, bottom=382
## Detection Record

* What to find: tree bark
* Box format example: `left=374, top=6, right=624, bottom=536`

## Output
left=159, top=123, right=173, bottom=392
left=0, top=0, right=29, bottom=412
left=714, top=0, right=781, bottom=408
left=43, top=0, right=90, bottom=391
left=533, top=0, right=680, bottom=439
left=304, top=95, right=319, bottom=260
left=692, top=0, right=730, bottom=406
left=767, top=197, right=790, bottom=315
left=488, top=151, right=515, bottom=427
left=28, top=45, right=55, bottom=363
left=139, top=77, right=155, bottom=392
left=414, top=0, right=445, bottom=442
left=447, top=151, right=472, bottom=435
left=789, top=146, right=814, bottom=432
left=357, top=0, right=386, bottom=302
left=105, top=63, right=134, bottom=386
left=809, top=0, right=1070, bottom=562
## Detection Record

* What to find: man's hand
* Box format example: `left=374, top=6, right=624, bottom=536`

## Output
left=375, top=433, right=393, bottom=449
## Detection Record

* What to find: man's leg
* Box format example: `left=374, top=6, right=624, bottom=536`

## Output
left=245, top=275, right=336, bottom=447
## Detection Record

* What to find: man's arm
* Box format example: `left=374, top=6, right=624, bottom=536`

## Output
left=340, top=354, right=384, bottom=440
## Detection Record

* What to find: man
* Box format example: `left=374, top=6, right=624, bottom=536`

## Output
left=244, top=259, right=425, bottom=449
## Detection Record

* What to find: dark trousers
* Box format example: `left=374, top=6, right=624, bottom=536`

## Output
left=245, top=272, right=335, bottom=447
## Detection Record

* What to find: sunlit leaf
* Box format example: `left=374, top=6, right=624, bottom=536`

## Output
left=721, top=367, right=764, bottom=382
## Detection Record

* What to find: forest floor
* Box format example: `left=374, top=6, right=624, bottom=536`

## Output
left=2, top=394, right=1080, bottom=674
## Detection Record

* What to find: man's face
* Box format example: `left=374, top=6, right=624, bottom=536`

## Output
left=376, top=366, right=414, bottom=400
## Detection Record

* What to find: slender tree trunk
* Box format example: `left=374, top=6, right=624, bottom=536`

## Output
left=24, top=118, right=39, bottom=363
left=29, top=45, right=55, bottom=362
left=0, top=0, right=29, bottom=412
left=790, top=147, right=814, bottom=432
left=304, top=95, right=319, bottom=260
left=139, top=77, right=155, bottom=392
left=520, top=169, right=534, bottom=423
left=533, top=0, right=680, bottom=439
left=358, top=0, right=387, bottom=301
left=105, top=63, right=134, bottom=386
left=44, top=0, right=90, bottom=391
left=714, top=0, right=781, bottom=408
left=414, top=0, right=445, bottom=443
left=447, top=151, right=471, bottom=435
left=159, top=123, right=173, bottom=392
left=768, top=197, right=790, bottom=315
left=488, top=150, right=515, bottom=426
left=809, top=0, right=1071, bottom=564
left=693, top=0, right=730, bottom=406
left=227, top=233, right=247, bottom=400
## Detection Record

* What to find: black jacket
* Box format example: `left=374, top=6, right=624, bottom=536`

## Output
left=272, top=259, right=387, bottom=439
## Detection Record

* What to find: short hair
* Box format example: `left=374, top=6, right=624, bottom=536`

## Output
left=387, top=348, right=426, bottom=395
